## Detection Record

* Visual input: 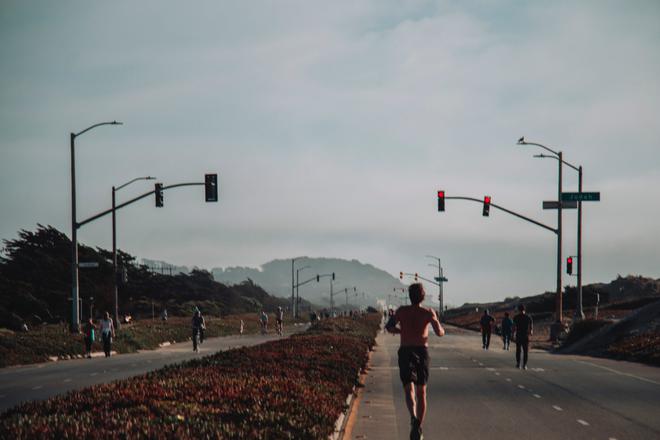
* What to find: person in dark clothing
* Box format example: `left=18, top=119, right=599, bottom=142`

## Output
left=480, top=310, right=495, bottom=350
left=501, top=312, right=514, bottom=351
left=82, top=318, right=96, bottom=358
left=192, top=309, right=205, bottom=352
left=513, top=304, right=533, bottom=369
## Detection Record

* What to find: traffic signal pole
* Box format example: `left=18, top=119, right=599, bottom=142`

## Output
left=557, top=152, right=563, bottom=324
left=577, top=166, right=584, bottom=319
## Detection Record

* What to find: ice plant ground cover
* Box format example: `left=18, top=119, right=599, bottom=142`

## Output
left=0, top=313, right=380, bottom=439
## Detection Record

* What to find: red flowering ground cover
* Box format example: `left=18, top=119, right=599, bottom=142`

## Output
left=0, top=314, right=380, bottom=439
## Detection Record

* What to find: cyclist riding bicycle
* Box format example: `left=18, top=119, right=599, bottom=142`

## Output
left=192, top=309, right=205, bottom=352
left=276, top=306, right=284, bottom=336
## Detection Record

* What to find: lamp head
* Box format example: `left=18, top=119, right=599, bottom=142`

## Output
left=517, top=136, right=526, bottom=145
left=111, top=121, right=123, bottom=125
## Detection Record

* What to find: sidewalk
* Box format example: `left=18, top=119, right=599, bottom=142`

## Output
left=348, top=330, right=400, bottom=440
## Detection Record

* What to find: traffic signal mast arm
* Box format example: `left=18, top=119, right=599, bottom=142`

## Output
left=77, top=181, right=212, bottom=228
left=401, top=272, right=442, bottom=287
left=295, top=275, right=322, bottom=289
left=445, top=196, right=557, bottom=234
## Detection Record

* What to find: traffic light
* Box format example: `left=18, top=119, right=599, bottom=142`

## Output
left=332, top=272, right=335, bottom=281
left=205, top=173, right=218, bottom=202
left=482, top=196, right=491, bottom=217
left=414, top=273, right=418, bottom=281
left=567, top=257, right=573, bottom=275
left=316, top=275, right=320, bottom=282
left=155, top=183, right=164, bottom=207
left=437, top=190, right=445, bottom=212
left=400, top=272, right=403, bottom=280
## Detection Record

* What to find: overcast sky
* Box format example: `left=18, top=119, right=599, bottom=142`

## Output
left=1, top=1, right=659, bottom=306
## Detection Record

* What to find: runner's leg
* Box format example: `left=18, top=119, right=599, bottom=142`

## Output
left=403, top=382, right=417, bottom=419
left=415, top=385, right=427, bottom=424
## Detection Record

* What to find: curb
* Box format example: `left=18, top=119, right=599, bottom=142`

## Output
left=330, top=346, right=374, bottom=440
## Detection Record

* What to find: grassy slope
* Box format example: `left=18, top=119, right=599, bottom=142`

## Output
left=0, top=314, right=296, bottom=368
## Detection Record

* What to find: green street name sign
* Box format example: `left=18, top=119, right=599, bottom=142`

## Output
left=561, top=192, right=600, bottom=202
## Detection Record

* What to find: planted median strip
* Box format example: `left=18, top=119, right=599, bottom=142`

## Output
left=0, top=314, right=380, bottom=439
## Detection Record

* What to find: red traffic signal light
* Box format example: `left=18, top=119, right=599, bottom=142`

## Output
left=414, top=273, right=418, bottom=281
left=155, top=183, right=164, bottom=207
left=437, top=190, right=445, bottom=212
left=482, top=196, right=491, bottom=217
left=567, top=257, right=573, bottom=275
left=399, top=271, right=403, bottom=280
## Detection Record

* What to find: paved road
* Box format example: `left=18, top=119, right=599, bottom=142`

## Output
left=0, top=326, right=305, bottom=412
left=350, top=326, right=660, bottom=440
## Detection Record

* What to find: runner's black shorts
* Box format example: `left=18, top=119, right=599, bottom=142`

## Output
left=398, top=346, right=430, bottom=386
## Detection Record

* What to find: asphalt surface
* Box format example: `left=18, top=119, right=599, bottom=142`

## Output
left=351, top=326, right=660, bottom=440
left=0, top=326, right=304, bottom=412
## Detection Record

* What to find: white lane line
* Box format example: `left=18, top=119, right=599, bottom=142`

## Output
left=63, top=378, right=72, bottom=383
left=506, top=378, right=512, bottom=382
left=31, top=385, right=42, bottom=390
left=495, top=372, right=501, bottom=376
left=552, top=405, right=563, bottom=411
left=517, top=385, right=525, bottom=390
left=486, top=367, right=495, bottom=371
left=531, top=367, right=545, bottom=372
left=90, top=372, right=98, bottom=377
left=574, top=360, right=660, bottom=386
left=478, top=363, right=484, bottom=366
left=533, top=394, right=542, bottom=399
left=577, top=419, right=590, bottom=426
left=439, top=366, right=449, bottom=370
left=609, top=437, right=618, bottom=440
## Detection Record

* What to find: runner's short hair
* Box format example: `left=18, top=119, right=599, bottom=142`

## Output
left=408, top=283, right=425, bottom=305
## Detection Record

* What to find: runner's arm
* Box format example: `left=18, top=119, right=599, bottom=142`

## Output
left=385, top=314, right=399, bottom=334
left=431, top=310, right=445, bottom=337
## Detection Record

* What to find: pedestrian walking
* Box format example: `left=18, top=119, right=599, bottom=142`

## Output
left=513, top=304, right=533, bottom=369
left=99, top=312, right=115, bottom=357
left=83, top=318, right=96, bottom=358
left=480, top=309, right=495, bottom=350
left=260, top=310, right=269, bottom=335
left=386, top=283, right=445, bottom=440
left=192, top=309, right=205, bottom=352
left=501, top=312, right=513, bottom=350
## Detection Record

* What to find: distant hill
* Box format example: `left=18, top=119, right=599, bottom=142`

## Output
left=212, top=257, right=408, bottom=308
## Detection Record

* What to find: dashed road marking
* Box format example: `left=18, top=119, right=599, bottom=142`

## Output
left=63, top=378, right=72, bottom=383
left=577, top=419, right=590, bottom=426
left=531, top=367, right=545, bottom=372
left=552, top=405, right=563, bottom=411
left=533, top=394, right=542, bottom=399
left=495, top=372, right=501, bottom=376
left=478, top=362, right=484, bottom=366
left=506, top=378, right=512, bottom=382
left=90, top=372, right=98, bottom=377
left=517, top=385, right=525, bottom=390
left=486, top=367, right=495, bottom=371
left=439, top=366, right=449, bottom=370
left=31, top=385, right=42, bottom=390
left=609, top=438, right=618, bottom=440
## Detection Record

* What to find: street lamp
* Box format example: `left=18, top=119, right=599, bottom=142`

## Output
left=295, top=265, right=311, bottom=318
left=70, top=121, right=122, bottom=332
left=534, top=153, right=585, bottom=320
left=112, top=176, right=156, bottom=329
left=517, top=137, right=565, bottom=325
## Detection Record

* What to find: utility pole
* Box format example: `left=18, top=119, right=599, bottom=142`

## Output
left=556, top=151, right=563, bottom=324
left=576, top=165, right=584, bottom=319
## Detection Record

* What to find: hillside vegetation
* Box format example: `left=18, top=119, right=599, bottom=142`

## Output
left=0, top=225, right=290, bottom=330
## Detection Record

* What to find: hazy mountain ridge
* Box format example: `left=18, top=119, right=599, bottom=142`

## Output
left=212, top=257, right=408, bottom=307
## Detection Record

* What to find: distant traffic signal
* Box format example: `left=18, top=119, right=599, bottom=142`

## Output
left=316, top=275, right=320, bottom=282
left=155, top=183, right=164, bottom=207
left=414, top=273, right=418, bottom=281
left=400, top=272, right=403, bottom=280
left=205, top=173, right=218, bottom=202
left=482, top=196, right=491, bottom=217
left=332, top=272, right=335, bottom=281
left=437, top=191, right=445, bottom=212
left=567, top=257, right=573, bottom=275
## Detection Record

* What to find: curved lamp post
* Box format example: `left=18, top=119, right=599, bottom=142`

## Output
left=70, top=121, right=122, bottom=332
